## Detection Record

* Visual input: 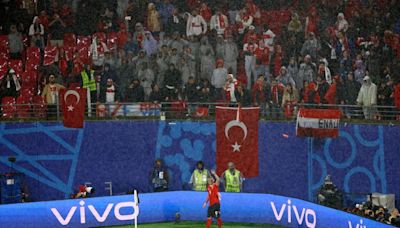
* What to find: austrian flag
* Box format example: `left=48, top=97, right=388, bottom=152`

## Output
left=296, top=108, right=341, bottom=138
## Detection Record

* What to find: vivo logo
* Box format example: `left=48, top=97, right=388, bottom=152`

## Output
left=51, top=200, right=139, bottom=225
left=270, top=200, right=316, bottom=228
left=348, top=219, right=366, bottom=228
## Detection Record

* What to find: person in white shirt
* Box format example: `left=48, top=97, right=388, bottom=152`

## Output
left=224, top=74, right=238, bottom=103
left=243, top=37, right=258, bottom=90
left=105, top=79, right=116, bottom=103
left=262, top=24, right=276, bottom=53
left=211, top=59, right=228, bottom=100
left=210, top=10, right=229, bottom=36
left=235, top=8, right=253, bottom=34
left=28, top=16, right=45, bottom=49
left=186, top=9, right=207, bottom=37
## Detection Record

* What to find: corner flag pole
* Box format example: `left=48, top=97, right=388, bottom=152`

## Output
left=134, top=190, right=138, bottom=228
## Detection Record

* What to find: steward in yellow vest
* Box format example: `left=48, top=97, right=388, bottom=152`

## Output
left=190, top=161, right=210, bottom=191
left=222, top=162, right=243, bottom=192
left=81, top=68, right=96, bottom=92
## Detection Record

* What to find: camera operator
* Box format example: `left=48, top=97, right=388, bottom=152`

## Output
left=317, top=175, right=343, bottom=209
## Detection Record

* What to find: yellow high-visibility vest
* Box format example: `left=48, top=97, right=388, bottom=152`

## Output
left=225, top=170, right=241, bottom=192
left=193, top=169, right=208, bottom=191
left=81, top=70, right=96, bottom=91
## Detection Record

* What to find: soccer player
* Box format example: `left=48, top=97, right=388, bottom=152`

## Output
left=203, top=170, right=222, bottom=228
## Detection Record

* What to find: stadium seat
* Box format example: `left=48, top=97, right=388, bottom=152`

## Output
left=93, top=32, right=107, bottom=43
left=8, top=60, right=24, bottom=75
left=0, top=35, right=9, bottom=54
left=25, top=59, right=39, bottom=72
left=32, top=96, right=47, bottom=118
left=63, top=33, right=77, bottom=46
left=62, top=45, right=75, bottom=61
left=77, top=35, right=92, bottom=48
left=16, top=96, right=31, bottom=118
left=1, top=97, right=16, bottom=118
left=77, top=46, right=90, bottom=65
left=0, top=58, right=8, bottom=78
left=107, top=32, right=119, bottom=51
left=20, top=70, right=38, bottom=87
left=22, top=35, right=29, bottom=48
left=26, top=47, right=41, bottom=65
left=43, top=46, right=58, bottom=66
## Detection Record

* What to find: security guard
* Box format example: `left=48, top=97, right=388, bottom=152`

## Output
left=221, top=162, right=243, bottom=192
left=190, top=161, right=210, bottom=191
left=80, top=64, right=97, bottom=103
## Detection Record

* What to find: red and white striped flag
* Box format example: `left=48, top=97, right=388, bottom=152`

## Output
left=296, top=108, right=341, bottom=138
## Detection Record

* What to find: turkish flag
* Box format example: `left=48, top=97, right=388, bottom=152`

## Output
left=59, top=88, right=87, bottom=128
left=216, top=106, right=260, bottom=177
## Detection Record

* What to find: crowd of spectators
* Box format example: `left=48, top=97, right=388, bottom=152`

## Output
left=345, top=202, right=400, bottom=226
left=1, top=0, right=400, bottom=119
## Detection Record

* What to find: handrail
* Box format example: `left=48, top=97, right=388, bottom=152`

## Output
left=1, top=101, right=399, bottom=121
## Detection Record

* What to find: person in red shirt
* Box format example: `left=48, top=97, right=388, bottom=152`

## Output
left=203, top=170, right=222, bottom=228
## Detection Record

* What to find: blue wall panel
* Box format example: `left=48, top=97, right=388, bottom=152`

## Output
left=0, top=121, right=399, bottom=205
left=0, top=192, right=392, bottom=228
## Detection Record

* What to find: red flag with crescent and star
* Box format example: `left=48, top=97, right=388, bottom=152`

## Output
left=216, top=106, right=260, bottom=177
left=59, top=88, right=87, bottom=128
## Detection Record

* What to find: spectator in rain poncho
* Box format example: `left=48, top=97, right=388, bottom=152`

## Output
left=288, top=13, right=302, bottom=36
left=137, top=62, right=154, bottom=100
left=223, top=34, right=239, bottom=75
left=143, top=31, right=158, bottom=56
left=357, top=76, right=377, bottom=120
left=215, top=35, right=225, bottom=60
left=287, top=57, right=300, bottom=89
left=276, top=66, right=295, bottom=87
left=147, top=3, right=161, bottom=35
left=211, top=59, right=228, bottom=100
left=301, top=32, right=321, bottom=61
left=170, top=32, right=184, bottom=53
left=335, top=13, right=348, bottom=35
left=199, top=36, right=215, bottom=80
left=354, top=59, right=366, bottom=84
left=298, top=55, right=317, bottom=83
left=178, top=57, right=194, bottom=85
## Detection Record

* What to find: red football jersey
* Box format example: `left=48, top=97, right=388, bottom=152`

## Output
left=207, top=184, right=220, bottom=206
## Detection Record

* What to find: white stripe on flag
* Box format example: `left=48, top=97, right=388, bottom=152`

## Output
left=297, top=117, right=339, bottom=129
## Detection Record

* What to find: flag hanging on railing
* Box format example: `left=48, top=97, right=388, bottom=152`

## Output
left=216, top=106, right=260, bottom=177
left=60, top=88, right=87, bottom=128
left=296, top=108, right=341, bottom=138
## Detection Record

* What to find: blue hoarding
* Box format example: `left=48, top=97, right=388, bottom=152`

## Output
left=0, top=192, right=392, bottom=228
left=0, top=121, right=399, bottom=206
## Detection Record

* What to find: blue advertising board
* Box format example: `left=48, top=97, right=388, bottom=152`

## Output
left=0, top=192, right=392, bottom=228
left=0, top=121, right=399, bottom=207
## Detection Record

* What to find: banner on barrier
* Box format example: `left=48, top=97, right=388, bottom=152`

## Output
left=296, top=108, right=341, bottom=138
left=96, top=103, right=161, bottom=117
left=0, top=195, right=139, bottom=228
left=0, top=192, right=391, bottom=228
